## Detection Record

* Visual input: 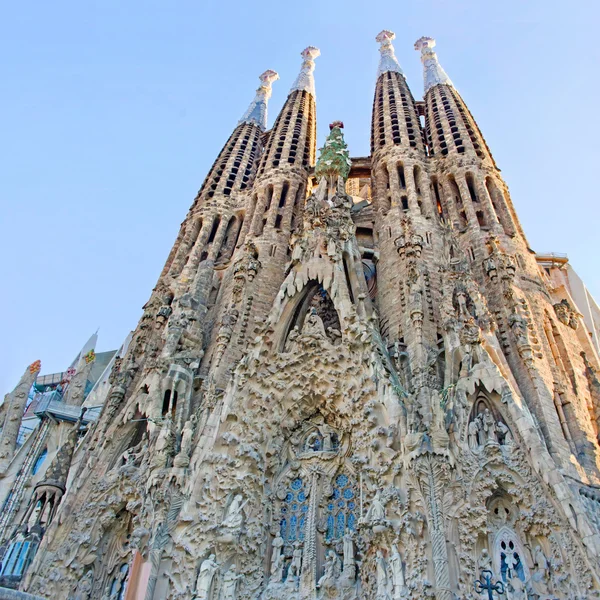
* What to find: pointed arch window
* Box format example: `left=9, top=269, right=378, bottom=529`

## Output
left=325, top=473, right=357, bottom=541
left=280, top=477, right=308, bottom=543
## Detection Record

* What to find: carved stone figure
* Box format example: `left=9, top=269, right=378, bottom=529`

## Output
left=477, top=548, right=493, bottom=576
left=221, top=494, right=245, bottom=531
left=365, top=490, right=387, bottom=524
left=375, top=550, right=391, bottom=600
left=289, top=540, right=302, bottom=577
left=389, top=544, right=405, bottom=598
left=195, top=554, right=218, bottom=599
left=343, top=529, right=355, bottom=570
left=317, top=550, right=341, bottom=590
left=221, top=566, right=242, bottom=600
left=174, top=415, right=196, bottom=467
left=468, top=418, right=481, bottom=451
left=270, top=534, right=284, bottom=583
left=481, top=409, right=497, bottom=445
left=72, top=570, right=93, bottom=600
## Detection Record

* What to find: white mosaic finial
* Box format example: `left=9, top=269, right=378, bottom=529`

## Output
left=376, top=30, right=404, bottom=77
left=414, top=36, right=453, bottom=93
left=238, top=70, right=280, bottom=131
left=290, top=46, right=320, bottom=96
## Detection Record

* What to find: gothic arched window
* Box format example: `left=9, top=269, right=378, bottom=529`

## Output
left=280, top=477, right=308, bottom=543
left=493, top=527, right=529, bottom=584
left=325, top=473, right=357, bottom=541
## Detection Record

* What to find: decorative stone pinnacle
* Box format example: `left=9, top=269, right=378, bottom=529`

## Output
left=376, top=30, right=404, bottom=77
left=414, top=36, right=453, bottom=93
left=315, top=121, right=351, bottom=183
left=290, top=46, right=320, bottom=96
left=238, top=70, right=280, bottom=131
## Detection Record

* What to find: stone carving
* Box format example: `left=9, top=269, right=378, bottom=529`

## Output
left=270, top=535, right=284, bottom=583
left=220, top=494, right=246, bottom=534
left=375, top=550, right=391, bottom=600
left=389, top=545, right=406, bottom=599
left=289, top=540, right=302, bottom=578
left=174, top=415, right=196, bottom=468
left=553, top=299, right=580, bottom=330
left=221, top=565, right=243, bottom=600
left=317, top=550, right=341, bottom=592
left=195, top=555, right=218, bottom=600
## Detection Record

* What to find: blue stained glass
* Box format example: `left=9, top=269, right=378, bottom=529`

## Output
left=347, top=513, right=356, bottom=531
left=326, top=515, right=334, bottom=540
left=290, top=515, right=298, bottom=540
left=325, top=472, right=356, bottom=540
left=299, top=516, right=306, bottom=540
left=280, top=477, right=307, bottom=543
left=336, top=512, right=346, bottom=538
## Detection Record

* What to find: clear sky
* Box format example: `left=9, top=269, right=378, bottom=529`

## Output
left=1, top=0, right=599, bottom=393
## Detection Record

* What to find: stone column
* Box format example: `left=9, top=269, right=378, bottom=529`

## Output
left=456, top=175, right=478, bottom=225
left=387, top=163, right=402, bottom=208
left=181, top=214, right=216, bottom=282
left=475, top=176, right=502, bottom=233
left=0, top=361, right=41, bottom=477
left=281, top=183, right=301, bottom=231
left=266, top=183, right=284, bottom=228
left=168, top=218, right=202, bottom=278
left=404, top=162, right=421, bottom=213
left=250, top=189, right=268, bottom=235
left=207, top=217, right=230, bottom=261
left=440, top=179, right=461, bottom=228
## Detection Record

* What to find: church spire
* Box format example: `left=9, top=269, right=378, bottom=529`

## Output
left=414, top=36, right=453, bottom=93
left=290, top=46, right=320, bottom=96
left=376, top=30, right=404, bottom=77
left=238, top=70, right=279, bottom=131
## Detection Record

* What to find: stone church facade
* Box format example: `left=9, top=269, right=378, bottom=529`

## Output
left=1, top=31, right=600, bottom=600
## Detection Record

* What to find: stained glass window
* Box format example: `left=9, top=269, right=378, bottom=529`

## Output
left=280, top=477, right=308, bottom=543
left=325, top=473, right=357, bottom=541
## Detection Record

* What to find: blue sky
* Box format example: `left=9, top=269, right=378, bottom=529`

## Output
left=1, top=0, right=599, bottom=393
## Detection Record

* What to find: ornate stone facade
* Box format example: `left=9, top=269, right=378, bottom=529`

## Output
left=2, top=32, right=600, bottom=600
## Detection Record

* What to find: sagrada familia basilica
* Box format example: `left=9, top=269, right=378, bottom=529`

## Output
left=2, top=30, right=600, bottom=600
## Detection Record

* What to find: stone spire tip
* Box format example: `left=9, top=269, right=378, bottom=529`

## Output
left=238, top=70, right=280, bottom=131
left=414, top=36, right=453, bottom=93
left=376, top=30, right=404, bottom=77
left=290, top=46, right=320, bottom=96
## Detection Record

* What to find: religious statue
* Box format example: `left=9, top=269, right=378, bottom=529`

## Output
left=174, top=415, right=196, bottom=467
left=221, top=566, right=243, bottom=600
left=289, top=540, right=303, bottom=577
left=343, top=529, right=355, bottom=571
left=497, top=421, right=513, bottom=446
left=365, top=490, right=387, bottom=524
left=477, top=548, right=493, bottom=576
left=530, top=544, right=551, bottom=596
left=317, top=550, right=341, bottom=590
left=221, top=494, right=246, bottom=531
left=482, top=408, right=497, bottom=444
left=389, top=545, right=405, bottom=598
left=468, top=418, right=481, bottom=451
left=73, top=570, right=93, bottom=600
left=375, top=550, right=391, bottom=600
left=194, top=554, right=218, bottom=600
left=270, top=534, right=284, bottom=583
